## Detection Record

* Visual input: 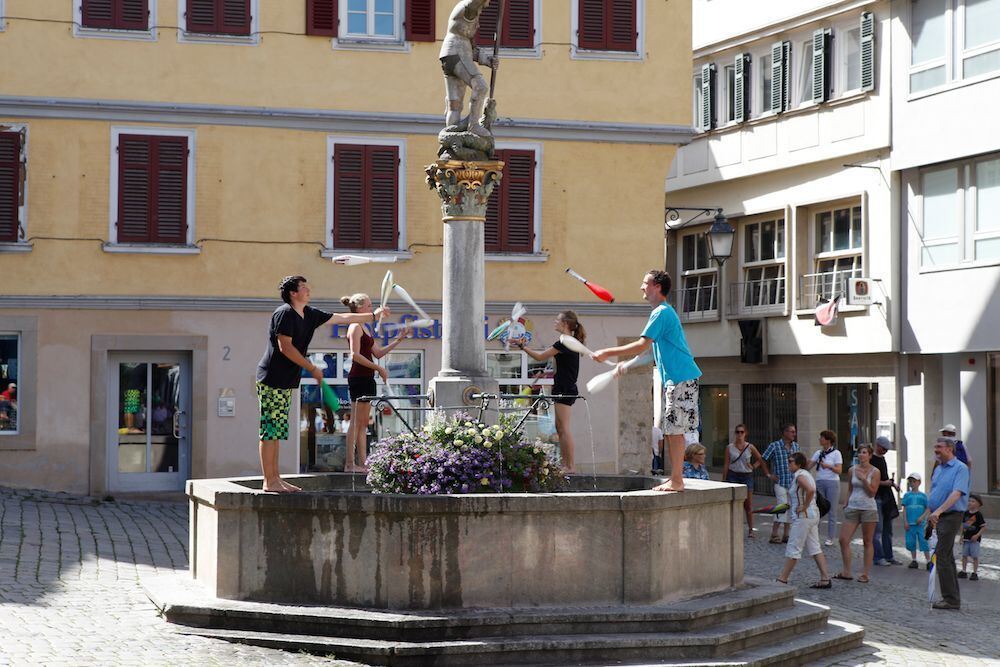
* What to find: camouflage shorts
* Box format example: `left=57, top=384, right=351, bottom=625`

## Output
left=257, top=382, right=292, bottom=441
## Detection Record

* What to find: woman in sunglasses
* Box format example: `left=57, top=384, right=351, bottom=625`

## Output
left=723, top=424, right=766, bottom=538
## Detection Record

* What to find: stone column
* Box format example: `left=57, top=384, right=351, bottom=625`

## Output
left=425, top=160, right=503, bottom=411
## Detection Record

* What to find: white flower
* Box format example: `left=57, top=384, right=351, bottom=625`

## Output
left=474, top=436, right=483, bottom=443
left=465, top=421, right=473, bottom=427
left=484, top=440, right=493, bottom=448
left=455, top=439, right=463, bottom=446
left=480, top=477, right=490, bottom=486
left=534, top=447, right=541, bottom=454
left=445, top=427, right=453, bottom=434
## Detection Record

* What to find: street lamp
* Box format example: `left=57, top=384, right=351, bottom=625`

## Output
left=664, top=207, right=735, bottom=268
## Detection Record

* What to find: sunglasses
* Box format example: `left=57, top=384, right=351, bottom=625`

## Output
left=735, top=429, right=746, bottom=433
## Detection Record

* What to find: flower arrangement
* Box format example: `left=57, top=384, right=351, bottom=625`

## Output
left=366, top=412, right=568, bottom=495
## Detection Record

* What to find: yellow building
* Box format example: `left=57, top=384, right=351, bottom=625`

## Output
left=0, top=0, right=692, bottom=494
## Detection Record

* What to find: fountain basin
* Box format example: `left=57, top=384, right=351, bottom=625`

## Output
left=188, top=475, right=746, bottom=611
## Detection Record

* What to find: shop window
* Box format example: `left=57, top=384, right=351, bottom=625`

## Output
left=300, top=349, right=423, bottom=471
left=0, top=335, right=18, bottom=434
left=112, top=131, right=193, bottom=246
left=486, top=350, right=555, bottom=442
left=741, top=383, right=797, bottom=494
left=331, top=142, right=400, bottom=250
left=826, top=383, right=878, bottom=467
left=699, top=385, right=729, bottom=469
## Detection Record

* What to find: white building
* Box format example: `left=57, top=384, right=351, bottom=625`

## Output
left=892, top=0, right=1000, bottom=512
left=667, top=0, right=899, bottom=479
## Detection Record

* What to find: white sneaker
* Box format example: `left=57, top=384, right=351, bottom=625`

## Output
left=824, top=539, right=834, bottom=546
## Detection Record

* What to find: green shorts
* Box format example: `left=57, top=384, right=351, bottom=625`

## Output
left=123, top=389, right=141, bottom=415
left=257, top=382, right=292, bottom=441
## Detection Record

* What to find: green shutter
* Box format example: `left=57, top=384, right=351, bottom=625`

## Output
left=860, top=11, right=875, bottom=92
left=701, top=63, right=715, bottom=131
left=812, top=29, right=832, bottom=103
left=734, top=54, right=750, bottom=123
left=770, top=41, right=788, bottom=113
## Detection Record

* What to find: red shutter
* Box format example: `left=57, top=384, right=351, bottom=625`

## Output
left=578, top=0, right=606, bottom=50
left=119, top=0, right=149, bottom=30
left=306, top=0, right=337, bottom=36
left=0, top=133, right=20, bottom=243
left=484, top=155, right=501, bottom=251
left=118, top=135, right=152, bottom=243
left=152, top=137, right=188, bottom=243
left=475, top=1, right=499, bottom=46
left=607, top=0, right=636, bottom=52
left=82, top=0, right=115, bottom=28
left=333, top=145, right=365, bottom=248
left=502, top=150, right=534, bottom=253
left=186, top=0, right=217, bottom=33
left=506, top=0, right=534, bottom=48
left=367, top=146, right=398, bottom=249
left=220, top=0, right=251, bottom=35
left=405, top=0, right=435, bottom=42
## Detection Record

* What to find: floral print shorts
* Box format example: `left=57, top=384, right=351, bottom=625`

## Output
left=660, top=379, right=700, bottom=436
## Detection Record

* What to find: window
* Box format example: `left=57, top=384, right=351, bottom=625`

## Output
left=476, top=0, right=534, bottom=49
left=910, top=0, right=1000, bottom=93
left=693, top=72, right=703, bottom=128
left=0, top=130, right=24, bottom=244
left=811, top=205, right=863, bottom=302
left=796, top=38, right=813, bottom=105
left=343, top=0, right=400, bottom=40
left=0, top=335, right=18, bottom=434
left=679, top=232, right=718, bottom=318
left=306, top=0, right=337, bottom=36
left=486, top=349, right=556, bottom=443
left=741, top=218, right=786, bottom=311
left=485, top=148, right=536, bottom=253
left=723, top=63, right=737, bottom=123
left=842, top=24, right=862, bottom=92
left=181, top=0, right=254, bottom=38
left=769, top=40, right=791, bottom=113
left=111, top=131, right=194, bottom=246
left=80, top=0, right=150, bottom=31
left=330, top=142, right=401, bottom=250
left=300, top=349, right=423, bottom=470
left=575, top=0, right=638, bottom=53
left=918, top=155, right=1000, bottom=267
left=755, top=51, right=771, bottom=117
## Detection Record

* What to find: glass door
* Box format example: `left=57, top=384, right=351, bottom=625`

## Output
left=108, top=352, right=191, bottom=492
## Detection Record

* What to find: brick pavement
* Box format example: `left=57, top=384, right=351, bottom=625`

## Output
left=1, top=484, right=998, bottom=666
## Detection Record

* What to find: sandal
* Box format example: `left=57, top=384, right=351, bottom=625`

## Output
left=781, top=536, right=789, bottom=543
left=810, top=580, right=832, bottom=589
left=832, top=573, right=853, bottom=581
left=769, top=536, right=783, bottom=544
left=856, top=575, right=870, bottom=583
left=776, top=578, right=789, bottom=584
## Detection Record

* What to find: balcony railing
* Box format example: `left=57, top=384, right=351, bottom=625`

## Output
left=727, top=279, right=786, bottom=317
left=672, top=284, right=719, bottom=322
left=798, top=272, right=854, bottom=310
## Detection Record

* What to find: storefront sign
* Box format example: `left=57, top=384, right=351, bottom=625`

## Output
left=847, top=278, right=874, bottom=306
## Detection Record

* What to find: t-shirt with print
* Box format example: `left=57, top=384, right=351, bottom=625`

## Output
left=811, top=447, right=843, bottom=482
left=256, top=304, right=333, bottom=389
left=901, top=491, right=928, bottom=525
left=640, top=303, right=701, bottom=385
left=962, top=510, right=986, bottom=541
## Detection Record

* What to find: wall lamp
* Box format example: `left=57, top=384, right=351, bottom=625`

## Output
left=664, top=207, right=736, bottom=268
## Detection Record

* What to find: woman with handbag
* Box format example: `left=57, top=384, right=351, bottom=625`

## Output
left=776, top=452, right=833, bottom=588
left=722, top=424, right=765, bottom=538
left=809, top=430, right=844, bottom=546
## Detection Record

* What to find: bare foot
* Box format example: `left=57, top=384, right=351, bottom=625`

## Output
left=262, top=482, right=287, bottom=493
left=652, top=480, right=685, bottom=492
left=279, top=479, right=302, bottom=492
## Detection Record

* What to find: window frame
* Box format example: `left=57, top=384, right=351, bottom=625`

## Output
left=739, top=216, right=787, bottom=314
left=107, top=127, right=198, bottom=252
left=485, top=141, right=543, bottom=259
left=178, top=0, right=259, bottom=45
left=909, top=0, right=1000, bottom=95
left=474, top=0, right=541, bottom=58
left=325, top=136, right=407, bottom=253
left=809, top=202, right=865, bottom=303
left=0, top=333, right=19, bottom=435
left=0, top=315, right=37, bottom=451
left=75, top=0, right=157, bottom=41
left=677, top=229, right=720, bottom=321
left=570, top=0, right=644, bottom=62
left=0, top=125, right=28, bottom=251
left=341, top=0, right=401, bottom=41
left=834, top=16, right=864, bottom=96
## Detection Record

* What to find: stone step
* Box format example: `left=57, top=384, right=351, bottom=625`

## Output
left=171, top=600, right=842, bottom=666
left=146, top=575, right=796, bottom=641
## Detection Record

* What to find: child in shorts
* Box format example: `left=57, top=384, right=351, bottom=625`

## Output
left=959, top=494, right=987, bottom=581
left=901, top=472, right=932, bottom=570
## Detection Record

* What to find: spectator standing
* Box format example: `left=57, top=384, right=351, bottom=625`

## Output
left=809, top=430, right=843, bottom=546
left=901, top=472, right=932, bottom=570
left=871, top=436, right=901, bottom=565
left=835, top=444, right=881, bottom=583
left=938, top=424, right=971, bottom=469
left=761, top=424, right=801, bottom=544
left=927, top=436, right=971, bottom=611
left=723, top=424, right=765, bottom=539
left=959, top=494, right=987, bottom=581
left=776, top=452, right=832, bottom=588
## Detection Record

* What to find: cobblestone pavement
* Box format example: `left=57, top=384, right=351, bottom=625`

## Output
left=746, top=511, right=1000, bottom=667
left=1, top=485, right=998, bottom=666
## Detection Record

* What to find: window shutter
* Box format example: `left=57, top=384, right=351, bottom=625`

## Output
left=119, top=0, right=149, bottom=30
left=220, top=0, right=251, bottom=35
left=734, top=54, right=749, bottom=123
left=186, top=0, right=217, bottom=33
left=578, top=0, right=605, bottom=50
left=782, top=41, right=792, bottom=110
left=0, top=133, right=20, bottom=243
left=607, top=0, right=636, bottom=52
left=366, top=146, right=399, bottom=249
left=152, top=137, right=188, bottom=244
left=306, top=0, right=337, bottom=36
left=484, top=184, right=501, bottom=251
left=811, top=28, right=831, bottom=103
left=405, top=0, right=435, bottom=42
left=506, top=0, right=534, bottom=48
left=700, top=63, right=715, bottom=131
left=860, top=11, right=875, bottom=92
left=502, top=150, right=535, bottom=253
left=118, top=135, right=152, bottom=243
left=333, top=145, right=365, bottom=249
left=475, top=0, right=499, bottom=46
left=82, top=0, right=115, bottom=29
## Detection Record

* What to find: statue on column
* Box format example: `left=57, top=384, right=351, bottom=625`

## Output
left=438, top=0, right=501, bottom=161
